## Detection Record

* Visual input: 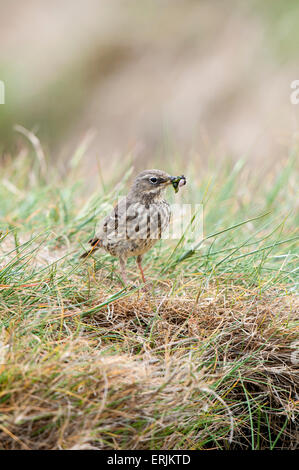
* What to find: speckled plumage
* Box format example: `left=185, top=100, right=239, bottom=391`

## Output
left=82, top=169, right=185, bottom=284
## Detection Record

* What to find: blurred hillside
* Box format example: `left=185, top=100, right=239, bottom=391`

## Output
left=1, top=0, right=299, bottom=178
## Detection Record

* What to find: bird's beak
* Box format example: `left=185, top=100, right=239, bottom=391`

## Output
left=160, top=176, right=176, bottom=187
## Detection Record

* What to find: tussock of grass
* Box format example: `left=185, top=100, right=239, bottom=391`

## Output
left=0, top=147, right=298, bottom=449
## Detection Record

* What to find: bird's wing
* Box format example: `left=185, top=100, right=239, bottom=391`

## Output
left=95, top=198, right=136, bottom=240
left=93, top=198, right=171, bottom=245
left=81, top=198, right=141, bottom=258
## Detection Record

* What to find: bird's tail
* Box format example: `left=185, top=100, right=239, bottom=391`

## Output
left=80, top=237, right=101, bottom=259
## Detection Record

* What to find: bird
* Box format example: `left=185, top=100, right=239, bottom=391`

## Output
left=81, top=169, right=186, bottom=285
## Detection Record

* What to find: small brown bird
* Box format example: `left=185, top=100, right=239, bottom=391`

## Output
left=81, top=169, right=186, bottom=284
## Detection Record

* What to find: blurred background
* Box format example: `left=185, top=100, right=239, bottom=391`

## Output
left=1, top=0, right=299, bottom=182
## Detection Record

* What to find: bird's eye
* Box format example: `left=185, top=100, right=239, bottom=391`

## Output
left=150, top=177, right=158, bottom=184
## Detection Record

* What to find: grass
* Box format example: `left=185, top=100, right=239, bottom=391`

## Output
left=0, top=145, right=298, bottom=450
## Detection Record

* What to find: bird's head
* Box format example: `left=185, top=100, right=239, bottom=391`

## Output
left=129, top=169, right=186, bottom=200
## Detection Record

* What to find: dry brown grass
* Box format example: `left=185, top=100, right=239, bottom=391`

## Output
left=0, top=277, right=298, bottom=450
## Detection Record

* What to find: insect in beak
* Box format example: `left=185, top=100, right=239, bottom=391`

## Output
left=170, top=175, right=186, bottom=193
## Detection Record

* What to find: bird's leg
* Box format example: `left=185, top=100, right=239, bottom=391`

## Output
left=137, top=255, right=146, bottom=283
left=119, top=257, right=128, bottom=285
